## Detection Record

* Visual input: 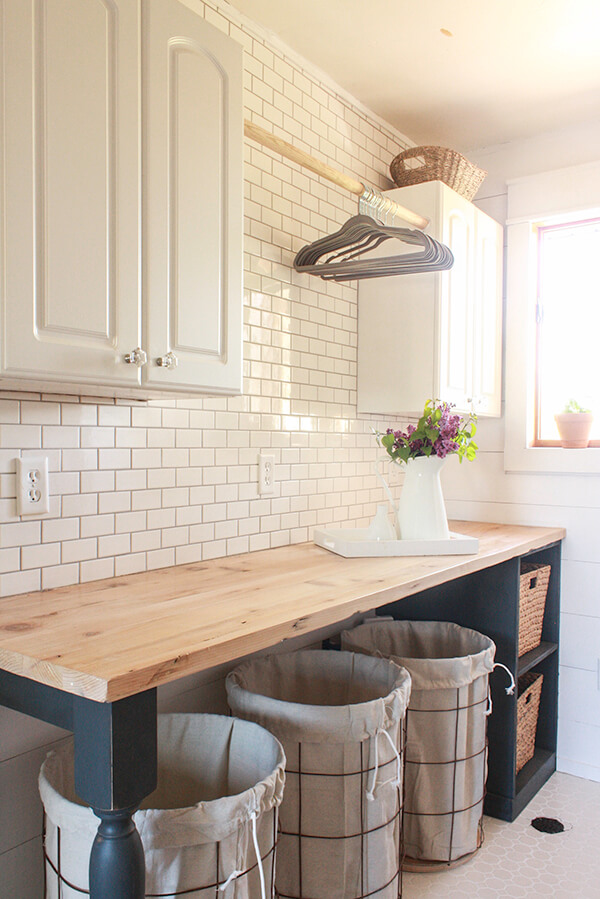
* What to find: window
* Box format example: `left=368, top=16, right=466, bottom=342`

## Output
left=533, top=216, right=600, bottom=445
left=504, top=160, right=600, bottom=473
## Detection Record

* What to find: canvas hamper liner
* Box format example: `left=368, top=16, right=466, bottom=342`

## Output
left=226, top=649, right=412, bottom=899
left=39, top=713, right=286, bottom=899
left=341, top=621, right=496, bottom=866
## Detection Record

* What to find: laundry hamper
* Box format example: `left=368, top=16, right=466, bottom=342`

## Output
left=341, top=621, right=495, bottom=867
left=39, top=713, right=286, bottom=899
left=226, top=649, right=412, bottom=899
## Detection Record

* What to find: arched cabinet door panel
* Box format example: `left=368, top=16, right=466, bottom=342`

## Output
left=142, top=0, right=243, bottom=396
left=1, top=0, right=140, bottom=391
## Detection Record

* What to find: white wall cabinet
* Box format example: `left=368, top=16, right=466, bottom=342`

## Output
left=0, top=0, right=243, bottom=399
left=357, top=182, right=502, bottom=418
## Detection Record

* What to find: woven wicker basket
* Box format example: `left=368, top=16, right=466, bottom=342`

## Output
left=518, top=563, right=551, bottom=657
left=516, top=672, right=544, bottom=773
left=389, top=146, right=487, bottom=201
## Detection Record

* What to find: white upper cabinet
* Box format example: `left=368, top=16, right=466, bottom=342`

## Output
left=142, top=0, right=243, bottom=395
left=357, top=182, right=503, bottom=418
left=0, top=0, right=243, bottom=398
left=1, top=0, right=141, bottom=392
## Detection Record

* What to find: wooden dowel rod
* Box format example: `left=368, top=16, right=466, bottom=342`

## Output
left=244, top=120, right=429, bottom=230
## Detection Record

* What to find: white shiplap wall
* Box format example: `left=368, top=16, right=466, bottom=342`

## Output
left=0, top=1, right=412, bottom=893
left=443, top=123, right=600, bottom=786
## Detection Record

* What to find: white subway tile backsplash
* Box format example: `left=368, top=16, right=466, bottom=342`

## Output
left=81, top=470, right=115, bottom=493
left=43, top=425, right=79, bottom=448
left=98, top=406, right=131, bottom=427
left=1, top=520, right=41, bottom=548
left=62, top=493, right=98, bottom=518
left=148, top=468, right=177, bottom=489
left=80, top=557, right=115, bottom=583
left=115, top=511, right=147, bottom=534
left=21, top=542, right=60, bottom=570
left=21, top=401, right=60, bottom=425
left=132, top=529, right=161, bottom=554
left=116, top=470, right=147, bottom=491
left=42, top=563, right=79, bottom=591
left=80, top=514, right=115, bottom=539
left=81, top=427, right=115, bottom=448
left=176, top=506, right=203, bottom=526
left=98, top=533, right=131, bottom=558
left=60, top=403, right=98, bottom=426
left=42, top=517, right=79, bottom=544
left=61, top=538, right=97, bottom=565
left=147, top=509, right=175, bottom=530
left=62, top=449, right=98, bottom=471
left=175, top=543, right=203, bottom=565
left=98, top=491, right=131, bottom=514
left=0, top=568, right=40, bottom=597
left=0, top=401, right=19, bottom=423
left=0, top=547, right=20, bottom=573
left=0, top=424, right=41, bottom=448
left=99, top=448, right=131, bottom=470
left=147, top=548, right=176, bottom=570
left=115, top=552, right=147, bottom=576
left=131, top=489, right=163, bottom=512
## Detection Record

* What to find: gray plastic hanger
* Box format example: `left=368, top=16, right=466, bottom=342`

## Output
left=293, top=214, right=453, bottom=281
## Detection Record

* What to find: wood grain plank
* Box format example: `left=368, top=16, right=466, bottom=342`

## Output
left=0, top=522, right=565, bottom=701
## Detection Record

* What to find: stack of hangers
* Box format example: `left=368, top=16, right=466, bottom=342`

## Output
left=293, top=214, right=453, bottom=281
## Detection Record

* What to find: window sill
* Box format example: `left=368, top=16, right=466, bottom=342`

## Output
left=504, top=444, right=600, bottom=474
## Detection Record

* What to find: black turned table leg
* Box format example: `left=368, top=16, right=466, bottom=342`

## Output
left=0, top=673, right=158, bottom=898
left=89, top=807, right=145, bottom=898
left=73, top=689, right=158, bottom=899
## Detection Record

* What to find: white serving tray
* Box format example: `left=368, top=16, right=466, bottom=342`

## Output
left=313, top=527, right=479, bottom=558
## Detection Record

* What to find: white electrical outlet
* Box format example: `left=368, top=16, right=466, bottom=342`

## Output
left=16, top=454, right=50, bottom=516
left=258, top=453, right=275, bottom=495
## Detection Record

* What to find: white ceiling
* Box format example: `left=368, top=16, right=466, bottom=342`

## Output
left=229, top=0, right=600, bottom=151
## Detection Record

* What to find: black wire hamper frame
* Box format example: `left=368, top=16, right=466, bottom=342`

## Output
left=42, top=808, right=279, bottom=898
left=402, top=687, right=489, bottom=866
left=275, top=719, right=407, bottom=899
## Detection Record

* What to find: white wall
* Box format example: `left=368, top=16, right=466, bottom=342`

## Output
left=442, top=120, right=600, bottom=785
left=0, top=1, right=412, bottom=893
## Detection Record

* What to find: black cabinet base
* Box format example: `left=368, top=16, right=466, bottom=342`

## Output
left=484, top=749, right=556, bottom=822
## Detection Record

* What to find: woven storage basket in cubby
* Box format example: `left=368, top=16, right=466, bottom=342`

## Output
left=389, top=146, right=487, bottom=201
left=516, top=672, right=544, bottom=773
left=518, top=563, right=551, bottom=656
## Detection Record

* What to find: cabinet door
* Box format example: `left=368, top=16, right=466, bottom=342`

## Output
left=472, top=214, right=503, bottom=417
left=0, top=0, right=141, bottom=391
left=142, top=0, right=243, bottom=394
left=437, top=196, right=475, bottom=412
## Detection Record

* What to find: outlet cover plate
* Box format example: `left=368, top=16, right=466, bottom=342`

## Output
left=16, top=454, right=50, bottom=516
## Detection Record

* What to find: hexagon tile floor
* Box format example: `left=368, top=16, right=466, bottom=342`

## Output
left=402, top=772, right=600, bottom=898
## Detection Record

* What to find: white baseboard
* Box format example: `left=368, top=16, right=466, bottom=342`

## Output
left=557, top=756, right=600, bottom=783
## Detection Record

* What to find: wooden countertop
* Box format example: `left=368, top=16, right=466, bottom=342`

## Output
left=0, top=521, right=564, bottom=703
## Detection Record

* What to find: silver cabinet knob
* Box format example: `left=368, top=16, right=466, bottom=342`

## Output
left=124, top=347, right=147, bottom=367
left=156, top=351, right=179, bottom=370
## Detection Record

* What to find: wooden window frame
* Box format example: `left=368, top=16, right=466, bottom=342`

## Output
left=531, top=216, right=600, bottom=448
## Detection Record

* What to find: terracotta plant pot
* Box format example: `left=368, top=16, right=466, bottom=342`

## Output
left=554, top=413, right=593, bottom=448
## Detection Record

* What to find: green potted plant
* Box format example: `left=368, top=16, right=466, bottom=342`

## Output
left=554, top=399, right=594, bottom=448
